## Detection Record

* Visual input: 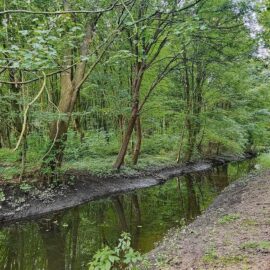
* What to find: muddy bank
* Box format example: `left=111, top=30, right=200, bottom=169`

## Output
left=147, top=169, right=270, bottom=269
left=0, top=153, right=255, bottom=224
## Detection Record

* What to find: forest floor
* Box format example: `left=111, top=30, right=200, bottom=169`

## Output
left=147, top=170, right=270, bottom=270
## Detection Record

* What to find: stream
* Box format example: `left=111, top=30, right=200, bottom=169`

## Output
left=0, top=156, right=267, bottom=269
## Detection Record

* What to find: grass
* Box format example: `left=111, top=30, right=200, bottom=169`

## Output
left=0, top=130, right=180, bottom=181
left=63, top=152, right=176, bottom=177
left=203, top=246, right=218, bottom=262
left=241, top=219, right=258, bottom=227
left=241, top=241, right=270, bottom=251
left=0, top=148, right=19, bottom=164
left=0, top=166, right=20, bottom=180
left=203, top=246, right=247, bottom=266
left=0, top=131, right=269, bottom=181
left=0, top=146, right=178, bottom=181
left=254, top=152, right=270, bottom=170
left=218, top=214, right=241, bottom=225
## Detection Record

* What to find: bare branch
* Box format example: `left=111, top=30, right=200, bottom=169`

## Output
left=14, top=72, right=46, bottom=151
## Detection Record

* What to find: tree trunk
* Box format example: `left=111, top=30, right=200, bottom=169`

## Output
left=184, top=115, right=196, bottom=162
left=113, top=63, right=144, bottom=170
left=113, top=109, right=138, bottom=170
left=41, top=10, right=98, bottom=181
left=132, top=117, right=142, bottom=165
left=41, top=83, right=77, bottom=177
left=10, top=71, right=22, bottom=134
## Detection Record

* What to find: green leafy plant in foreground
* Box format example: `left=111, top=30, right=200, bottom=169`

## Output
left=89, top=232, right=144, bottom=270
left=19, top=183, right=32, bottom=193
left=0, top=189, right=5, bottom=202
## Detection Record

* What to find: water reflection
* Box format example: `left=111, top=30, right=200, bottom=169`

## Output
left=0, top=159, right=257, bottom=269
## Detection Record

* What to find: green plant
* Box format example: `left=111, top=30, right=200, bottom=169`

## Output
left=19, top=183, right=32, bottom=193
left=0, top=189, right=5, bottom=202
left=203, top=246, right=246, bottom=266
left=218, top=214, right=240, bottom=224
left=89, top=232, right=144, bottom=270
left=203, top=246, right=218, bottom=263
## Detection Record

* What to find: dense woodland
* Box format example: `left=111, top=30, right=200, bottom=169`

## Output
left=0, top=0, right=269, bottom=182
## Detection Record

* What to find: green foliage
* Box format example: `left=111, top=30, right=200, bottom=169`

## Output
left=19, top=183, right=32, bottom=193
left=254, top=152, right=270, bottom=170
left=0, top=166, right=20, bottom=180
left=0, top=0, right=269, bottom=181
left=0, top=189, right=5, bottom=202
left=0, top=149, right=18, bottom=164
left=88, top=232, right=143, bottom=270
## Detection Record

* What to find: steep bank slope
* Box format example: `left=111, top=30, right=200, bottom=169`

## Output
left=148, top=170, right=270, bottom=269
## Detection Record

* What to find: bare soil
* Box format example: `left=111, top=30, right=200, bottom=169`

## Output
left=147, top=170, right=270, bottom=270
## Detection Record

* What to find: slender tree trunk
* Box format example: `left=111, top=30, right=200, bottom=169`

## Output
left=9, top=70, right=23, bottom=136
left=132, top=117, right=142, bottom=165
left=0, top=127, right=12, bottom=148
left=113, top=109, right=138, bottom=170
left=176, top=128, right=185, bottom=163
left=19, top=133, right=27, bottom=182
left=113, top=63, right=144, bottom=170
left=184, top=115, right=196, bottom=162
left=73, top=96, right=85, bottom=143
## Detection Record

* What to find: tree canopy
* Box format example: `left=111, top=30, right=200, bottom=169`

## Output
left=0, top=0, right=269, bottom=182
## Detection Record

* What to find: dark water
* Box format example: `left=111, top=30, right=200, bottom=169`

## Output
left=0, top=158, right=261, bottom=269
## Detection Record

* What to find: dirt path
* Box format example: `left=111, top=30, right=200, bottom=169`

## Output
left=147, top=171, right=270, bottom=270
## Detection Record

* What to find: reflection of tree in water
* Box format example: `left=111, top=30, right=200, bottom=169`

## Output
left=215, top=165, right=229, bottom=191
left=206, top=165, right=229, bottom=192
left=113, top=196, right=128, bottom=231
left=0, top=224, right=45, bottom=270
left=2, top=227, right=23, bottom=270
left=131, top=194, right=142, bottom=250
left=95, top=203, right=109, bottom=247
left=112, top=193, right=142, bottom=250
left=184, top=175, right=201, bottom=221
left=38, top=214, right=67, bottom=270
left=37, top=208, right=81, bottom=270
left=176, top=175, right=201, bottom=223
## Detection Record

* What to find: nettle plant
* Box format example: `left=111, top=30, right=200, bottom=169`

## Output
left=88, top=233, right=144, bottom=270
